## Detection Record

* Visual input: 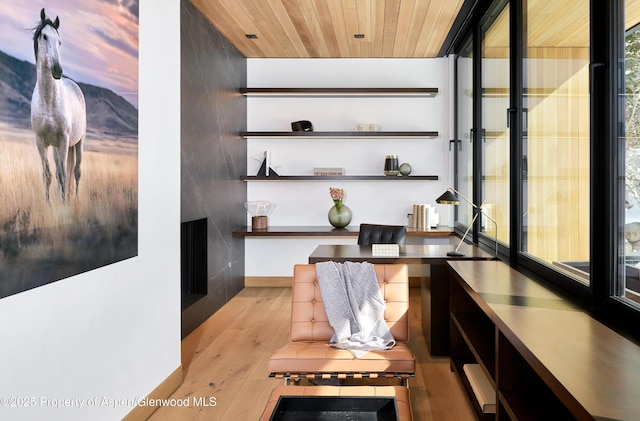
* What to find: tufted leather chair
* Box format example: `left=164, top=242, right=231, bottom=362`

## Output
left=357, top=224, right=407, bottom=246
left=267, top=264, right=415, bottom=385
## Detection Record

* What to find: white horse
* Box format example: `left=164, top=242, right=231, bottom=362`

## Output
left=31, top=8, right=86, bottom=201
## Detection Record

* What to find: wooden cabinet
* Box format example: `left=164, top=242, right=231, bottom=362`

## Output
left=448, top=260, right=640, bottom=421
left=450, top=277, right=496, bottom=421
left=496, top=331, right=575, bottom=420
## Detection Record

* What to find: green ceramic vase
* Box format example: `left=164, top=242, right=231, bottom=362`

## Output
left=328, top=203, right=352, bottom=228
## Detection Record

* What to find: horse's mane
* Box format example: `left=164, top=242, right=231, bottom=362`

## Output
left=32, top=9, right=59, bottom=62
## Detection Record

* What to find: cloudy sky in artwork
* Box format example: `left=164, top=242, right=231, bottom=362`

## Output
left=0, top=0, right=139, bottom=107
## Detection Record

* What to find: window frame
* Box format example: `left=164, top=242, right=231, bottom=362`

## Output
left=449, top=0, right=640, bottom=340
left=478, top=0, right=511, bottom=254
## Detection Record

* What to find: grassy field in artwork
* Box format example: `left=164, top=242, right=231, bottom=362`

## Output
left=0, top=123, right=138, bottom=296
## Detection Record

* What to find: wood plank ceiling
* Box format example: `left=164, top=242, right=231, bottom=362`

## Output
left=188, top=0, right=466, bottom=58
left=478, top=0, right=640, bottom=57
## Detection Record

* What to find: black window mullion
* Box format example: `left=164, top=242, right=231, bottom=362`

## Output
left=509, top=0, right=524, bottom=266
left=591, top=0, right=616, bottom=309
left=473, top=22, right=483, bottom=244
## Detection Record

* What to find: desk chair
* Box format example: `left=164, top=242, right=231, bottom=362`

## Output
left=357, top=224, right=407, bottom=246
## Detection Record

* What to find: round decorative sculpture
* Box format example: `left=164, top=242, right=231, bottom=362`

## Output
left=399, top=162, right=412, bottom=176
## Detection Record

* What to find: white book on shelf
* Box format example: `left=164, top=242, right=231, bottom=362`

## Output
left=423, top=205, right=430, bottom=230
left=264, top=151, right=270, bottom=176
left=463, top=363, right=496, bottom=414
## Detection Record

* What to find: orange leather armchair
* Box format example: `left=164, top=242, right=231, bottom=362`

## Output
left=268, top=263, right=415, bottom=385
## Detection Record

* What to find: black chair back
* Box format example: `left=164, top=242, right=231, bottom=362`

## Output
left=357, top=223, right=407, bottom=245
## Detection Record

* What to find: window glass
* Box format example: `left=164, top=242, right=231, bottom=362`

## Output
left=482, top=3, right=510, bottom=246
left=522, top=0, right=590, bottom=284
left=621, top=2, right=640, bottom=305
left=457, top=38, right=474, bottom=229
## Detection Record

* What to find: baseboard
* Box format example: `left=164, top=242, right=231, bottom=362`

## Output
left=244, top=276, right=424, bottom=288
left=121, top=365, right=183, bottom=421
left=245, top=276, right=292, bottom=287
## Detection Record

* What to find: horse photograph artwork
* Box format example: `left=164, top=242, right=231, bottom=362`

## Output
left=0, top=1, right=139, bottom=298
left=32, top=9, right=87, bottom=202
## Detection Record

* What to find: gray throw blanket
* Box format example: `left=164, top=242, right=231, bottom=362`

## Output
left=316, top=261, right=396, bottom=358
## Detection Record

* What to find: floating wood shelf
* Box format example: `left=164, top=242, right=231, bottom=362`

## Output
left=232, top=225, right=455, bottom=237
left=241, top=175, right=439, bottom=181
left=240, top=131, right=439, bottom=139
left=240, top=87, right=438, bottom=97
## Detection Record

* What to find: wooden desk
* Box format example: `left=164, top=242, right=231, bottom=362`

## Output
left=308, top=244, right=494, bottom=355
left=448, top=260, right=640, bottom=420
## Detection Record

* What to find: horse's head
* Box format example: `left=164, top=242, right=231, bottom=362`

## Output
left=33, top=8, right=63, bottom=80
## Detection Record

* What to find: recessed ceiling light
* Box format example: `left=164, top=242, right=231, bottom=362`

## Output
left=354, top=34, right=365, bottom=39
left=246, top=34, right=258, bottom=39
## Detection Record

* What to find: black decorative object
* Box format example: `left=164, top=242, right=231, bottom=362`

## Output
left=256, top=159, right=279, bottom=177
left=384, top=155, right=399, bottom=176
left=291, top=120, right=313, bottom=132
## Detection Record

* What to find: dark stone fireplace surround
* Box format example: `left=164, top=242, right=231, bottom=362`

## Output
left=180, top=0, right=247, bottom=338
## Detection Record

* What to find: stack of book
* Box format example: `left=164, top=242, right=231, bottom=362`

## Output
left=313, top=167, right=345, bottom=176
left=411, top=204, right=439, bottom=229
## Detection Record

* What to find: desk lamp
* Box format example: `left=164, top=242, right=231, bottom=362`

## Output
left=436, top=187, right=498, bottom=258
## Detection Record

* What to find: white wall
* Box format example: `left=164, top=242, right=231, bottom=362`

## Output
left=245, top=58, right=455, bottom=277
left=0, top=1, right=181, bottom=420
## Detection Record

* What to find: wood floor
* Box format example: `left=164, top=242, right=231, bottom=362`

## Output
left=147, top=287, right=475, bottom=420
